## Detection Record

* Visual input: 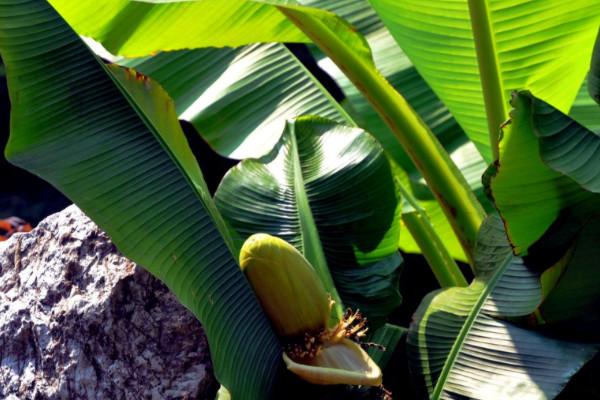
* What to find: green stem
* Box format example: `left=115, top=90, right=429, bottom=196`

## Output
left=397, top=182, right=468, bottom=287
left=278, top=6, right=485, bottom=264
left=467, top=0, right=507, bottom=160
left=402, top=211, right=468, bottom=288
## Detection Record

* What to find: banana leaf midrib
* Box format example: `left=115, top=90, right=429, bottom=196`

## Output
left=431, top=249, right=513, bottom=398
left=288, top=122, right=344, bottom=318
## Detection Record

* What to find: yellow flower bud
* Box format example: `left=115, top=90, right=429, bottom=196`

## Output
left=240, top=233, right=330, bottom=337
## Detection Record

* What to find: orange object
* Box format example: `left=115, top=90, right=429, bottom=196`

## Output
left=0, top=217, right=32, bottom=241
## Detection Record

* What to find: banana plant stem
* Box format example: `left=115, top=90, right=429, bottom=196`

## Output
left=467, top=0, right=507, bottom=160
left=278, top=7, right=486, bottom=264
left=402, top=211, right=468, bottom=288
left=396, top=181, right=468, bottom=287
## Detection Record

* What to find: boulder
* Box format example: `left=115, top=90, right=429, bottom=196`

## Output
left=0, top=205, right=216, bottom=399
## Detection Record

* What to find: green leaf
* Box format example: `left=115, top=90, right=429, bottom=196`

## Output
left=369, top=0, right=600, bottom=162
left=214, top=117, right=402, bottom=323
left=486, top=91, right=599, bottom=253
left=407, top=215, right=597, bottom=399
left=570, top=80, right=600, bottom=133
left=531, top=95, right=600, bottom=193
left=119, top=43, right=352, bottom=159
left=49, top=0, right=308, bottom=57
left=0, top=2, right=281, bottom=398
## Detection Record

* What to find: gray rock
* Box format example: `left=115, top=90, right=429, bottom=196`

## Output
left=0, top=205, right=216, bottom=399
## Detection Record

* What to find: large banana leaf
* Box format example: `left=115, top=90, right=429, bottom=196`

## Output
left=119, top=43, right=352, bottom=159
left=0, top=2, right=282, bottom=398
left=407, top=215, right=597, bottom=399
left=369, top=0, right=600, bottom=161
left=49, top=0, right=307, bottom=56
left=486, top=91, right=599, bottom=253
left=214, top=117, right=402, bottom=325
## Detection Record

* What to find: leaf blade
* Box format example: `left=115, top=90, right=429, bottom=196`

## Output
left=0, top=2, right=281, bottom=397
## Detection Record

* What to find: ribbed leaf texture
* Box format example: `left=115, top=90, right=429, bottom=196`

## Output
left=570, top=80, right=600, bottom=133
left=532, top=96, right=600, bottom=193
left=0, top=1, right=281, bottom=398
left=120, top=43, right=351, bottom=159
left=369, top=0, right=600, bottom=161
left=407, top=215, right=597, bottom=399
left=487, top=91, right=599, bottom=253
left=215, top=117, right=402, bottom=325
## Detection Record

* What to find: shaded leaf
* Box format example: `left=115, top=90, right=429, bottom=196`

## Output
left=120, top=43, right=351, bottom=159
left=570, top=80, right=600, bottom=133
left=332, top=252, right=402, bottom=327
left=407, top=216, right=597, bottom=399
left=0, top=2, right=281, bottom=398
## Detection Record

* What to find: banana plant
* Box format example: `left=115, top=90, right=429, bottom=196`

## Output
left=0, top=1, right=402, bottom=397
left=2, top=0, right=600, bottom=399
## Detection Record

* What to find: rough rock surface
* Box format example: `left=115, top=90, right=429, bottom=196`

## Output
left=0, top=205, right=216, bottom=399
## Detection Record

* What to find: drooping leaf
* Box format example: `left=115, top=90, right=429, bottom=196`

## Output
left=0, top=2, right=281, bottom=398
left=532, top=97, right=600, bottom=193
left=407, top=216, right=597, bottom=399
left=486, top=91, right=599, bottom=253
left=119, top=43, right=351, bottom=159
left=369, top=0, right=600, bottom=161
left=214, top=117, right=402, bottom=323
